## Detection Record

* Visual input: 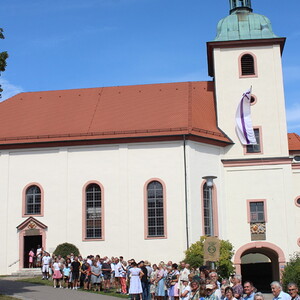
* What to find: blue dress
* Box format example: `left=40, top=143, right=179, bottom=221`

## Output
left=156, top=270, right=165, bottom=296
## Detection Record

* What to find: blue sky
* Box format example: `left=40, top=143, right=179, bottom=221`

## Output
left=1, top=0, right=299, bottom=134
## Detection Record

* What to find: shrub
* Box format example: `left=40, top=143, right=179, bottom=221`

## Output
left=184, top=236, right=235, bottom=279
left=282, top=252, right=300, bottom=290
left=53, top=242, right=80, bottom=259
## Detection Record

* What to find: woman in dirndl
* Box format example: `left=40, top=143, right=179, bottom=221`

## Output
left=28, top=248, right=35, bottom=268
left=155, top=263, right=166, bottom=300
left=52, top=257, right=63, bottom=288
left=150, top=264, right=158, bottom=300
left=129, top=262, right=144, bottom=300
left=168, top=263, right=180, bottom=300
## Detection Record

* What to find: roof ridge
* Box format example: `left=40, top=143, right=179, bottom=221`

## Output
left=4, top=81, right=212, bottom=97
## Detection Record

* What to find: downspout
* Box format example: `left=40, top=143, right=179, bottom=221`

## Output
left=183, top=135, right=189, bottom=250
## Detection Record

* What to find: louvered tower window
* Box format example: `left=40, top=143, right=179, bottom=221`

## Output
left=241, top=54, right=255, bottom=75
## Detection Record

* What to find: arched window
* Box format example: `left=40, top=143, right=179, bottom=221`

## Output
left=202, top=182, right=219, bottom=237
left=147, top=181, right=165, bottom=237
left=241, top=54, right=255, bottom=76
left=85, top=183, right=102, bottom=239
left=203, top=183, right=213, bottom=236
left=25, top=185, right=41, bottom=215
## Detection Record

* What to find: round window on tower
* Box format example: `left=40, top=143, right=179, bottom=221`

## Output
left=295, top=197, right=300, bottom=207
left=294, top=156, right=300, bottom=162
left=250, top=95, right=257, bottom=106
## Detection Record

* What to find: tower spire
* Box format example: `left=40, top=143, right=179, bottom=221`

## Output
left=229, top=0, right=252, bottom=14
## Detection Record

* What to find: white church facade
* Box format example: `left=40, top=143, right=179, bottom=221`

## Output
left=0, top=0, right=299, bottom=290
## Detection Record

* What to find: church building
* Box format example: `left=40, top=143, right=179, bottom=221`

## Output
left=0, top=0, right=299, bottom=289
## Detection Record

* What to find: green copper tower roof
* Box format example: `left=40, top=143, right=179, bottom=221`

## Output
left=214, top=0, right=279, bottom=41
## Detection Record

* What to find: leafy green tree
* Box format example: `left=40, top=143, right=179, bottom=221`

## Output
left=53, top=242, right=80, bottom=259
left=282, top=252, right=300, bottom=290
left=0, top=28, right=9, bottom=98
left=184, top=236, right=235, bottom=279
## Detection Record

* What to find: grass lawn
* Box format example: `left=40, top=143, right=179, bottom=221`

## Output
left=18, top=277, right=52, bottom=286
left=17, top=277, right=128, bottom=298
left=0, top=295, right=19, bottom=300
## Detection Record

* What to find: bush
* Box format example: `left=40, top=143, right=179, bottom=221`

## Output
left=184, top=236, right=235, bottom=279
left=53, top=242, right=80, bottom=259
left=282, top=252, right=300, bottom=290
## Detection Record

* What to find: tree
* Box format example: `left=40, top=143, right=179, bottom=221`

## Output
left=184, top=236, right=235, bottom=279
left=53, top=242, right=80, bottom=259
left=282, top=252, right=300, bottom=290
left=0, top=28, right=9, bottom=98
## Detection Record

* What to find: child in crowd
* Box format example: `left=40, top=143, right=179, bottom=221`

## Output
left=63, top=261, right=71, bottom=289
left=52, top=257, right=63, bottom=288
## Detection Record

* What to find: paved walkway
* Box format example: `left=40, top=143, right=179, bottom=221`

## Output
left=0, top=278, right=121, bottom=300
left=0, top=278, right=274, bottom=300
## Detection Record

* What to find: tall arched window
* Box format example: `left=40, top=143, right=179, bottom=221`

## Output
left=241, top=54, right=255, bottom=76
left=85, top=183, right=102, bottom=239
left=202, top=182, right=219, bottom=237
left=147, top=181, right=165, bottom=237
left=203, top=183, right=213, bottom=236
left=25, top=185, right=41, bottom=215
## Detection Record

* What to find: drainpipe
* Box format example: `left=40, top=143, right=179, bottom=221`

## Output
left=183, top=135, right=189, bottom=250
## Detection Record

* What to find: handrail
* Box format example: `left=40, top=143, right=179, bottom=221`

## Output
left=8, top=259, right=20, bottom=267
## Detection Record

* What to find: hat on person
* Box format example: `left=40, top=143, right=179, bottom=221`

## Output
left=144, top=260, right=151, bottom=266
left=206, top=284, right=214, bottom=290
left=181, top=278, right=189, bottom=282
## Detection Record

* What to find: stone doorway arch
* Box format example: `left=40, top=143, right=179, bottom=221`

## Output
left=234, top=242, right=285, bottom=292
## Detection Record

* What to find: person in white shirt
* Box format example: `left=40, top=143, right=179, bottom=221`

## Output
left=224, top=287, right=237, bottom=300
left=180, top=279, right=191, bottom=300
left=52, top=258, right=63, bottom=288
left=114, top=258, right=122, bottom=293
left=179, top=262, right=190, bottom=294
left=42, top=252, right=51, bottom=280
left=209, top=272, right=221, bottom=289
left=36, top=245, right=43, bottom=267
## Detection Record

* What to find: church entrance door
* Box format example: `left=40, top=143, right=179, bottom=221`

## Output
left=234, top=242, right=286, bottom=293
left=17, top=217, right=47, bottom=270
left=23, top=235, right=42, bottom=268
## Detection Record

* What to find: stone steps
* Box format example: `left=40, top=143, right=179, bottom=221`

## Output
left=11, top=268, right=42, bottom=277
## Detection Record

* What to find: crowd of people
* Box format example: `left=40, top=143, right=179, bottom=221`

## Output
left=29, top=247, right=299, bottom=300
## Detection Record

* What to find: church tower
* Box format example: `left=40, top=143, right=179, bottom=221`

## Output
left=207, top=1, right=288, bottom=158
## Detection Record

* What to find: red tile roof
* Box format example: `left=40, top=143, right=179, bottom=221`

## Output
left=0, top=81, right=231, bottom=148
left=288, top=133, right=300, bottom=152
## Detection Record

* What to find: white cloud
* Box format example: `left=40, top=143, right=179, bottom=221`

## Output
left=0, top=78, right=24, bottom=101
